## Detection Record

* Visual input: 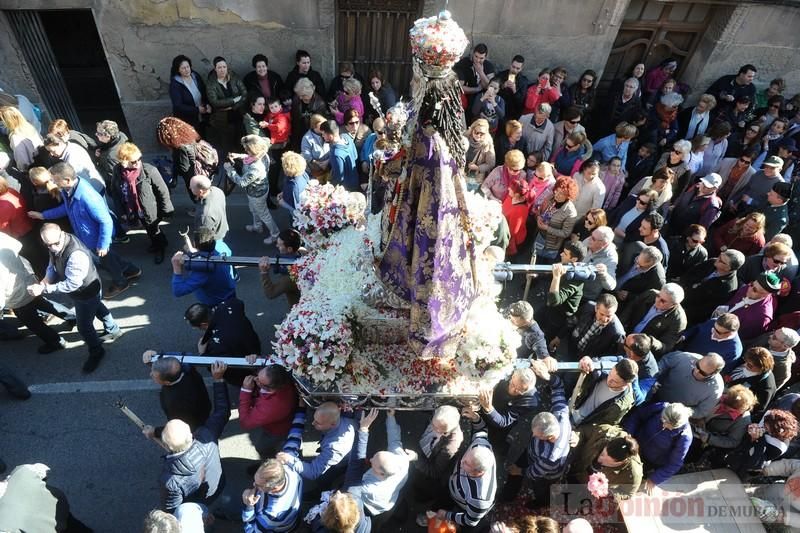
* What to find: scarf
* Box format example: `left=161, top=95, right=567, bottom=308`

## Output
left=714, top=403, right=744, bottom=421
left=120, top=165, right=143, bottom=219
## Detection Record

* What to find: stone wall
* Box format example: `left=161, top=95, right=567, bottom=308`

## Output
left=684, top=3, right=800, bottom=103
left=0, top=0, right=337, bottom=151
left=422, top=0, right=628, bottom=82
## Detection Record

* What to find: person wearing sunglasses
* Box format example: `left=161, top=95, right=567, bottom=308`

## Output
left=666, top=224, right=708, bottom=282
left=677, top=313, right=743, bottom=375
left=738, top=240, right=792, bottom=285
left=718, top=271, right=782, bottom=342
left=724, top=347, right=777, bottom=413
left=651, top=351, right=725, bottom=419
left=716, top=149, right=757, bottom=203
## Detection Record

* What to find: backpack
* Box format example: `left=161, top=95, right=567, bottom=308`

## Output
left=192, top=140, right=219, bottom=177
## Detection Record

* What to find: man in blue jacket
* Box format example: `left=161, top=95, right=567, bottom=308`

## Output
left=320, top=120, right=359, bottom=192
left=28, top=162, right=140, bottom=298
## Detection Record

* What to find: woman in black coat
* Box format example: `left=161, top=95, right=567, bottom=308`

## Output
left=242, top=53, right=285, bottom=101
left=168, top=55, right=209, bottom=131
left=112, top=142, right=174, bottom=263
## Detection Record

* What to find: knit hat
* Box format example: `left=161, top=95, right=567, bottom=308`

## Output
left=757, top=271, right=782, bottom=293
left=773, top=181, right=792, bottom=201
left=763, top=155, right=784, bottom=168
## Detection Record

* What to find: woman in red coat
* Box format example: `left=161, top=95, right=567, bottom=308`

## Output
left=710, top=212, right=766, bottom=257
left=502, top=177, right=530, bottom=256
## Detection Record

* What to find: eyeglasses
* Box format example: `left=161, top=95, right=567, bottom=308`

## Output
left=375, top=130, right=385, bottom=135
left=695, top=361, right=713, bottom=378
left=95, top=131, right=110, bottom=137
left=569, top=119, right=581, bottom=124
left=739, top=158, right=752, bottom=164
left=636, top=198, right=648, bottom=205
left=43, top=235, right=62, bottom=249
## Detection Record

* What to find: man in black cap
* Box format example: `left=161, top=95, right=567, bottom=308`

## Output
left=764, top=181, right=792, bottom=240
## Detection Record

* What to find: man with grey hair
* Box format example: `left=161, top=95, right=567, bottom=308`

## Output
left=614, top=245, right=665, bottom=306
left=581, top=225, right=618, bottom=302
left=507, top=300, right=548, bottom=360
left=475, top=366, right=541, bottom=450
left=651, top=352, right=725, bottom=418
left=619, top=283, right=687, bottom=357
left=158, top=361, right=230, bottom=513
left=500, top=360, right=570, bottom=505
left=680, top=249, right=745, bottom=324
left=411, top=405, right=464, bottom=503
left=142, top=350, right=211, bottom=435
left=552, top=293, right=625, bottom=361
left=520, top=102, right=555, bottom=159
left=760, top=327, right=800, bottom=390
left=189, top=175, right=230, bottom=254
left=94, top=119, right=129, bottom=186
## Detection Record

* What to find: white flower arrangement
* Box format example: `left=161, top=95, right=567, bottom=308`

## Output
left=464, top=190, right=503, bottom=249
left=455, top=295, right=519, bottom=378
left=293, top=183, right=365, bottom=247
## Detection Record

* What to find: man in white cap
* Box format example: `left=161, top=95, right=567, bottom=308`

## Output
left=728, top=155, right=784, bottom=215
left=669, top=172, right=723, bottom=235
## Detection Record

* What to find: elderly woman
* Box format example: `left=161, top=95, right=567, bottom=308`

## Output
left=521, top=103, right=555, bottom=160
left=206, top=56, right=248, bottom=156
left=654, top=139, right=691, bottom=197
left=481, top=149, right=526, bottom=203
left=724, top=347, right=777, bottom=414
left=168, top=54, right=209, bottom=129
left=224, top=135, right=279, bottom=245
left=410, top=405, right=464, bottom=503
left=678, top=93, right=717, bottom=141
left=0, top=106, right=42, bottom=171
left=528, top=161, right=557, bottom=213
left=645, top=93, right=684, bottom=152
left=300, top=113, right=331, bottom=182
left=710, top=212, right=766, bottom=256
left=723, top=409, right=799, bottom=478
left=623, top=402, right=693, bottom=493
left=290, top=77, right=327, bottom=150
left=112, top=142, right=173, bottom=263
left=495, top=119, right=526, bottom=164
left=593, top=121, right=637, bottom=170
left=278, top=151, right=310, bottom=213
left=570, top=424, right=643, bottom=500
left=572, top=159, right=605, bottom=218
left=464, top=118, right=496, bottom=191
left=689, top=385, right=756, bottom=463
left=535, top=175, right=579, bottom=261
left=331, top=78, right=364, bottom=126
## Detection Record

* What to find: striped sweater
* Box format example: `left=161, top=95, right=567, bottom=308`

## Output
left=242, top=409, right=305, bottom=532
left=446, top=420, right=497, bottom=527
left=525, top=374, right=571, bottom=480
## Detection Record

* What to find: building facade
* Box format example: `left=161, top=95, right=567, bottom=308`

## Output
left=1, top=0, right=800, bottom=152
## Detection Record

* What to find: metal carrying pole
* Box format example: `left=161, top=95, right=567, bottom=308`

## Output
left=182, top=255, right=299, bottom=268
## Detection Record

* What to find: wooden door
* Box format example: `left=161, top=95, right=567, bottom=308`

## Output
left=336, top=0, right=422, bottom=97
left=599, top=0, right=715, bottom=95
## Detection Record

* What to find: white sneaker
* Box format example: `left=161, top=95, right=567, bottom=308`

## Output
left=263, top=235, right=277, bottom=245
left=245, top=224, right=264, bottom=233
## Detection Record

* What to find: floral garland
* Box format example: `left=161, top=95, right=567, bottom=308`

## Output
left=292, top=183, right=365, bottom=247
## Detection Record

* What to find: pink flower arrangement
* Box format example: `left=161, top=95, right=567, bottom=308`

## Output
left=587, top=472, right=609, bottom=499
left=293, top=184, right=365, bottom=245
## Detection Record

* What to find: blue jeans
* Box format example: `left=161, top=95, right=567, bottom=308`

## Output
left=72, top=291, right=119, bottom=351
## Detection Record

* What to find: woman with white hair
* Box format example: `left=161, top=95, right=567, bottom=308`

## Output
left=623, top=401, right=693, bottom=493
left=290, top=77, right=328, bottom=150
left=224, top=134, right=280, bottom=244
left=654, top=139, right=691, bottom=197
left=409, top=405, right=464, bottom=503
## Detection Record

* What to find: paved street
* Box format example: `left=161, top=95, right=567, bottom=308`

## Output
left=1, top=186, right=538, bottom=531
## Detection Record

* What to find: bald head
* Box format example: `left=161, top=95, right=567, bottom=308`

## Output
left=189, top=175, right=212, bottom=199
left=150, top=357, right=181, bottom=385
left=40, top=223, right=65, bottom=253
left=312, top=402, right=341, bottom=432
left=161, top=419, right=193, bottom=453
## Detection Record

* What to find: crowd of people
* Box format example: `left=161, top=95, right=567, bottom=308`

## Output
left=2, top=41, right=800, bottom=533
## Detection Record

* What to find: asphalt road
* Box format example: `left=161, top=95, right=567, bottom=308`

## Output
left=0, top=187, right=539, bottom=532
